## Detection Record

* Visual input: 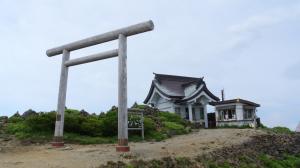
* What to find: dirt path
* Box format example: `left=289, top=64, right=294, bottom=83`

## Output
left=0, top=129, right=265, bottom=168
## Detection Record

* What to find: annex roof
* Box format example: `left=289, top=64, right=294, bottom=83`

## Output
left=210, top=98, right=260, bottom=107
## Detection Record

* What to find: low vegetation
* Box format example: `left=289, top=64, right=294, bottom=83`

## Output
left=260, top=126, right=295, bottom=134
left=2, top=105, right=191, bottom=144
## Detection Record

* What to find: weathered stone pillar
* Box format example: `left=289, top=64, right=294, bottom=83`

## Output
left=188, top=104, right=193, bottom=122
left=52, top=49, right=70, bottom=147
left=116, top=34, right=129, bottom=152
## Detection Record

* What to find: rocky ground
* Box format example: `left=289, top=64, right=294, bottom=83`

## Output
left=198, top=133, right=300, bottom=167
left=0, top=129, right=266, bottom=168
left=100, top=133, right=300, bottom=168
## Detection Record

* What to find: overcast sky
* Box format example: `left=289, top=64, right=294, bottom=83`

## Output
left=0, top=0, right=299, bottom=130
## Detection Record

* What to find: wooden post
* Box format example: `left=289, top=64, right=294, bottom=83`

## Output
left=116, top=34, right=129, bottom=152
left=141, top=111, right=144, bottom=140
left=52, top=49, right=70, bottom=147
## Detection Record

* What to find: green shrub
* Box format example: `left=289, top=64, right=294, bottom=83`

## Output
left=259, top=154, right=300, bottom=168
left=159, top=112, right=184, bottom=124
left=101, top=110, right=118, bottom=136
left=4, top=105, right=190, bottom=144
left=5, top=122, right=29, bottom=134
left=24, top=112, right=56, bottom=132
left=64, top=112, right=85, bottom=133
left=80, top=118, right=103, bottom=136
left=162, top=121, right=186, bottom=135
left=146, top=131, right=167, bottom=141
left=132, top=103, right=148, bottom=109
left=65, top=109, right=81, bottom=115
left=271, top=126, right=293, bottom=134
left=163, top=121, right=184, bottom=130
left=8, top=115, right=24, bottom=123
left=64, top=109, right=105, bottom=136
left=143, top=117, right=156, bottom=133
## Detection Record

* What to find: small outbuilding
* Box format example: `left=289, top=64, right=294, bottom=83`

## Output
left=210, top=98, right=260, bottom=127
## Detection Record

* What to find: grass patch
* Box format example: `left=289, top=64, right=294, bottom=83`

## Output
left=259, top=154, right=300, bottom=168
left=64, top=133, right=116, bottom=144
left=259, top=126, right=295, bottom=135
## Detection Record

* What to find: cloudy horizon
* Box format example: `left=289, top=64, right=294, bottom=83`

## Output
left=0, top=0, right=299, bottom=130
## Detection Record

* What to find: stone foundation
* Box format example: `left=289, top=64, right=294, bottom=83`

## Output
left=52, top=136, right=64, bottom=147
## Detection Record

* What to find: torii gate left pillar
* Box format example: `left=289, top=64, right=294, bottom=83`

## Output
left=46, top=20, right=154, bottom=152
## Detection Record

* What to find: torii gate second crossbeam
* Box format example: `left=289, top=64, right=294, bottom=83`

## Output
left=46, top=20, right=154, bottom=152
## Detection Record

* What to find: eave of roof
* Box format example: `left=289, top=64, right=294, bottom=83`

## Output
left=210, top=98, right=260, bottom=107
left=143, top=81, right=184, bottom=104
left=176, top=84, right=220, bottom=103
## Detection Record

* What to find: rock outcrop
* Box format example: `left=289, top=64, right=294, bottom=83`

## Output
left=200, top=134, right=300, bottom=167
left=22, top=109, right=38, bottom=118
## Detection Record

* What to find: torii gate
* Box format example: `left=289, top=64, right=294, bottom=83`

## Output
left=46, top=20, right=154, bottom=152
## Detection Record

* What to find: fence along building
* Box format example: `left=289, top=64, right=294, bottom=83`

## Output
left=144, top=73, right=219, bottom=128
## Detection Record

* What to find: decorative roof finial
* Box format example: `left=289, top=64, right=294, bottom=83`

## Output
left=221, top=89, right=225, bottom=101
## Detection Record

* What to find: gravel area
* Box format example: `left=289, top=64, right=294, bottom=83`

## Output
left=0, top=129, right=265, bottom=168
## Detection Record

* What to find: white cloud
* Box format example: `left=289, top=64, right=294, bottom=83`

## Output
left=285, top=61, right=300, bottom=80
left=229, top=3, right=300, bottom=34
left=225, top=3, right=300, bottom=52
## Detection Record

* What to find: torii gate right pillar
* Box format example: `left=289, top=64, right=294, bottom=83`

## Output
left=116, top=34, right=129, bottom=152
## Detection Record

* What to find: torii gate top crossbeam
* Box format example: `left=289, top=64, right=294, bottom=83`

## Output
left=46, top=20, right=154, bottom=57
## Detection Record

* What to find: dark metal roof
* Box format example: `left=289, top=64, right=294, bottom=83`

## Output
left=210, top=98, right=260, bottom=107
left=155, top=73, right=203, bottom=83
left=144, top=73, right=219, bottom=104
left=154, top=73, right=204, bottom=97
